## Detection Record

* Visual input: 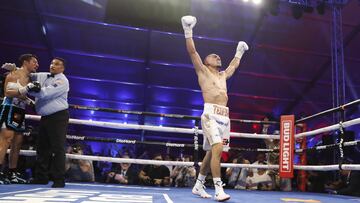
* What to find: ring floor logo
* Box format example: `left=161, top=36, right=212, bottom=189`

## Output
left=0, top=187, right=159, bottom=203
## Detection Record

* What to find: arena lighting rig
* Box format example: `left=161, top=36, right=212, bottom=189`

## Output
left=240, top=0, right=348, bottom=6
left=239, top=0, right=349, bottom=19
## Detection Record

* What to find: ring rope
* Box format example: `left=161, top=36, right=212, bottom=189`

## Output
left=66, top=135, right=193, bottom=148
left=3, top=98, right=358, bottom=126
left=295, top=99, right=360, bottom=124
left=295, top=118, right=360, bottom=139
left=26, top=115, right=360, bottom=140
left=25, top=115, right=280, bottom=139
left=71, top=99, right=359, bottom=125
left=25, top=115, right=360, bottom=139
left=70, top=104, right=278, bottom=125
left=65, top=133, right=358, bottom=153
left=65, top=134, right=278, bottom=152
left=14, top=149, right=360, bottom=171
left=295, top=140, right=360, bottom=153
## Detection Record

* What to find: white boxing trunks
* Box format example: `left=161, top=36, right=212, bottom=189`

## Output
left=201, top=103, right=230, bottom=152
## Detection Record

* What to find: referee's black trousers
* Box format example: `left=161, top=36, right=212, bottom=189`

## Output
left=35, top=109, right=69, bottom=182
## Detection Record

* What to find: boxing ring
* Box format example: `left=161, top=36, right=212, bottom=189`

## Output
left=1, top=183, right=360, bottom=202
left=1, top=100, right=360, bottom=202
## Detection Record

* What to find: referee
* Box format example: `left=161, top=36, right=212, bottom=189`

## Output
left=22, top=57, right=69, bottom=188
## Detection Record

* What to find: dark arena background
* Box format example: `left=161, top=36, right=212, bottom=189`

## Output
left=0, top=0, right=360, bottom=202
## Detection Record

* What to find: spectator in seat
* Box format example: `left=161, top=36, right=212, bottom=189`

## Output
left=105, top=154, right=138, bottom=185
left=138, top=153, right=170, bottom=186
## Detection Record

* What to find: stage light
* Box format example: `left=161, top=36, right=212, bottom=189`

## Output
left=243, top=0, right=249, bottom=2
left=252, top=124, right=260, bottom=132
left=252, top=0, right=262, bottom=5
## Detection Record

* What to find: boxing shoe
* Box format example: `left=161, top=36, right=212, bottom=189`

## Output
left=214, top=181, right=230, bottom=202
left=192, top=179, right=212, bottom=198
left=8, top=172, right=27, bottom=184
left=0, top=172, right=10, bottom=184
left=214, top=190, right=231, bottom=202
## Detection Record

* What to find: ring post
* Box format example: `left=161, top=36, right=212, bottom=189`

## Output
left=279, top=115, right=295, bottom=179
left=297, top=123, right=307, bottom=192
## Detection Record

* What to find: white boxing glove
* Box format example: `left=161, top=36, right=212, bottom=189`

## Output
left=18, top=81, right=41, bottom=95
left=235, top=41, right=249, bottom=59
left=1, top=63, right=17, bottom=71
left=181, top=15, right=197, bottom=38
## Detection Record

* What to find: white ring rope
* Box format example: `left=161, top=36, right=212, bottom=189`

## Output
left=15, top=150, right=360, bottom=171
left=13, top=149, right=194, bottom=167
left=295, top=118, right=360, bottom=139
left=294, top=165, right=360, bottom=171
left=230, top=132, right=279, bottom=139
left=26, top=114, right=360, bottom=140
left=344, top=140, right=360, bottom=147
left=25, top=115, right=280, bottom=139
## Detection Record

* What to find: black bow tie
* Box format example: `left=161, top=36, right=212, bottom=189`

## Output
left=47, top=74, right=55, bottom=78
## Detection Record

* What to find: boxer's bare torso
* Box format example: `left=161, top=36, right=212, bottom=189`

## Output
left=197, top=65, right=228, bottom=107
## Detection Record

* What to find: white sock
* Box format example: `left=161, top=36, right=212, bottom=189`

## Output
left=213, top=177, right=223, bottom=193
left=197, top=173, right=206, bottom=182
left=213, top=177, right=221, bottom=184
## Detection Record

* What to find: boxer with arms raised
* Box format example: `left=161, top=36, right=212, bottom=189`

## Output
left=181, top=15, right=248, bottom=202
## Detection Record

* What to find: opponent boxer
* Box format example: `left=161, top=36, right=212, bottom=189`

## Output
left=0, top=54, right=39, bottom=184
